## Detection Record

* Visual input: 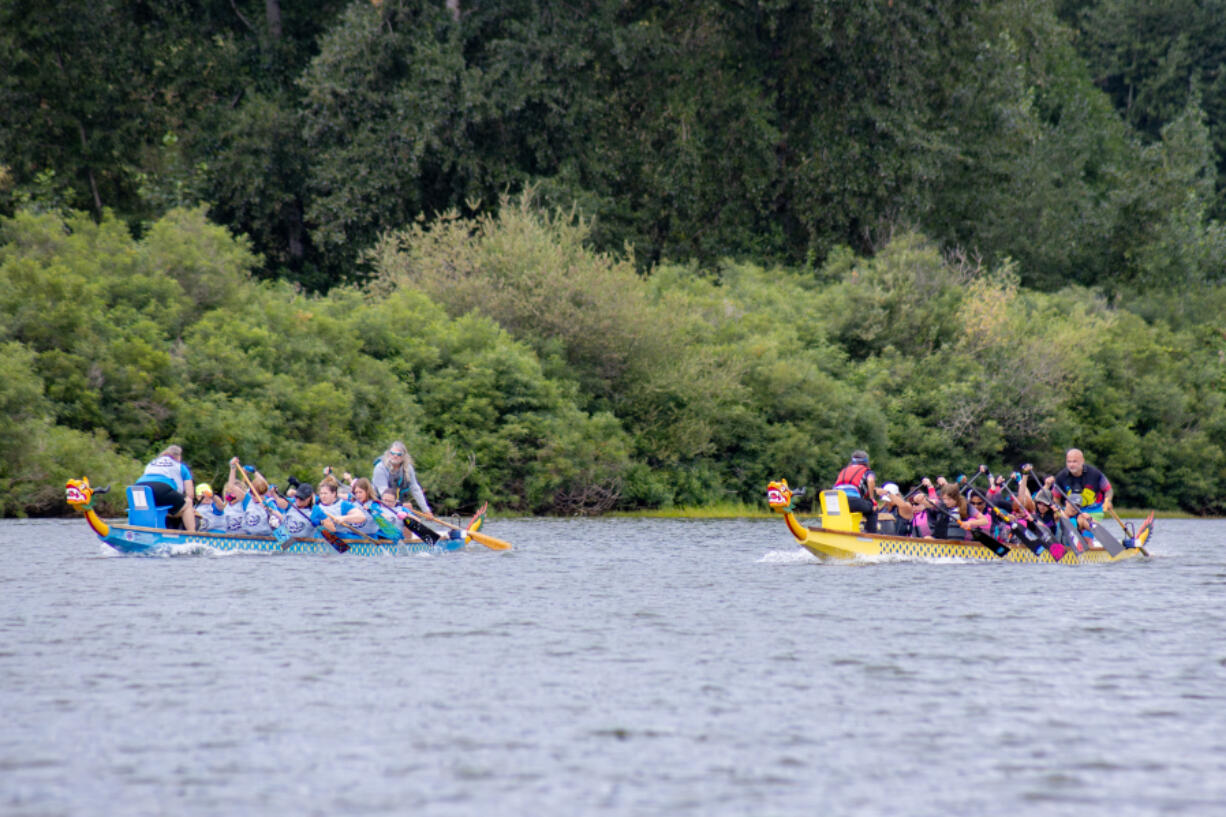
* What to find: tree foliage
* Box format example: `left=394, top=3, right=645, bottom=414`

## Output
left=3, top=2, right=1226, bottom=515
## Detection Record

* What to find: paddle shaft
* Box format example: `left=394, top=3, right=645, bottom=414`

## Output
left=370, top=498, right=441, bottom=545
left=1106, top=506, right=1150, bottom=556
left=978, top=483, right=1072, bottom=560
left=929, top=500, right=1009, bottom=557
left=413, top=509, right=512, bottom=551
left=234, top=462, right=282, bottom=526
left=328, top=516, right=383, bottom=545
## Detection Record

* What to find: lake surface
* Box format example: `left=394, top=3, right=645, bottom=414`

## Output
left=2, top=516, right=1225, bottom=817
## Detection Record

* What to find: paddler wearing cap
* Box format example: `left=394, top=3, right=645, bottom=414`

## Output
left=832, top=450, right=879, bottom=533
left=267, top=481, right=319, bottom=538
left=193, top=482, right=225, bottom=531
left=874, top=481, right=910, bottom=535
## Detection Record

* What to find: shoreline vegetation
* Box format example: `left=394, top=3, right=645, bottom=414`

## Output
left=5, top=3, right=1226, bottom=519
left=3, top=203, right=1225, bottom=520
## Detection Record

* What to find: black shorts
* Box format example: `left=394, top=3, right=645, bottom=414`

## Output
left=139, top=480, right=186, bottom=514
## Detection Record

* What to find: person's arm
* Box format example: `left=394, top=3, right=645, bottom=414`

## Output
left=338, top=501, right=366, bottom=527
left=181, top=464, right=195, bottom=515
left=885, top=493, right=914, bottom=521
left=1099, top=471, right=1114, bottom=512
left=407, top=463, right=431, bottom=514
left=369, top=462, right=388, bottom=496
left=1016, top=471, right=1035, bottom=513
left=961, top=507, right=991, bottom=530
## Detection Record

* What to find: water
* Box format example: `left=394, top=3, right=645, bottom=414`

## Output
left=3, top=516, right=1225, bottom=817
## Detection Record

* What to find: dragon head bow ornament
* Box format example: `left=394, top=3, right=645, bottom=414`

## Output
left=66, top=477, right=95, bottom=510
left=766, top=479, right=798, bottom=513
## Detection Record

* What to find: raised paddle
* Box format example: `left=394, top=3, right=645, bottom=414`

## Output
left=969, top=486, right=1047, bottom=557
left=233, top=459, right=284, bottom=530
left=988, top=479, right=1076, bottom=562
left=233, top=460, right=316, bottom=551
left=412, top=508, right=512, bottom=551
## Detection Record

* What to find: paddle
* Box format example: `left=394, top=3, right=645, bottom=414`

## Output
left=1106, top=506, right=1150, bottom=557
left=234, top=460, right=315, bottom=551
left=370, top=498, right=441, bottom=544
left=968, top=486, right=1042, bottom=556
left=412, top=508, right=512, bottom=551
left=929, top=500, right=1009, bottom=558
left=233, top=459, right=284, bottom=530
left=982, top=481, right=1075, bottom=562
left=318, top=525, right=352, bottom=553
left=323, top=516, right=383, bottom=546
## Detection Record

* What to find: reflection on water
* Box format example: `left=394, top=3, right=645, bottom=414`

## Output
left=1, top=517, right=1224, bottom=817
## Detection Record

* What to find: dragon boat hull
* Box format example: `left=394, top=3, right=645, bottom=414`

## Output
left=95, top=523, right=460, bottom=556
left=66, top=477, right=467, bottom=557
left=767, top=479, right=1152, bottom=565
left=787, top=523, right=1144, bottom=564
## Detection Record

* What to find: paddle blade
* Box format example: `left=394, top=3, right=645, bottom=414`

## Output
left=971, top=529, right=1009, bottom=558
left=1091, top=523, right=1124, bottom=557
left=320, top=528, right=350, bottom=553
left=468, top=527, right=512, bottom=551
left=373, top=514, right=400, bottom=538
left=404, top=517, right=440, bottom=545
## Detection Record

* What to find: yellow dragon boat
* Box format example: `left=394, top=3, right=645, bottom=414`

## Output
left=766, top=479, right=1152, bottom=564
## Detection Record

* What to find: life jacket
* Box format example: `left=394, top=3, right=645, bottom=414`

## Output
left=374, top=456, right=414, bottom=503
left=833, top=463, right=871, bottom=498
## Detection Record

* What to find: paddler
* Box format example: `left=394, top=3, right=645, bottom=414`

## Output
left=1052, top=448, right=1114, bottom=533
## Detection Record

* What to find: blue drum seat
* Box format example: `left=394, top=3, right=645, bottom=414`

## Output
left=126, top=484, right=172, bottom=528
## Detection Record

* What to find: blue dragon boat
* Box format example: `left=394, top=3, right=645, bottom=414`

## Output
left=66, top=477, right=482, bottom=556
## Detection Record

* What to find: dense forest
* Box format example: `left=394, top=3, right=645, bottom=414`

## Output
left=2, top=0, right=1224, bottom=516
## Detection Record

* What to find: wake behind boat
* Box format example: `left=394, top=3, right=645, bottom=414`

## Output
left=66, top=477, right=497, bottom=556
left=766, top=479, right=1153, bottom=564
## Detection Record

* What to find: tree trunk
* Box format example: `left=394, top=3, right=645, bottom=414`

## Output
left=77, top=121, right=102, bottom=218
left=265, top=0, right=282, bottom=40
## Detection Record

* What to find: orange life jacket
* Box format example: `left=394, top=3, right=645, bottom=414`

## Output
left=834, top=463, right=871, bottom=496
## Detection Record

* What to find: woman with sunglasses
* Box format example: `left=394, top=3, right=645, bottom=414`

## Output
left=371, top=440, right=431, bottom=516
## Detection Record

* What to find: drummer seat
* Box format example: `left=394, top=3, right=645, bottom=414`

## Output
left=820, top=490, right=864, bottom=533
left=126, top=484, right=172, bottom=528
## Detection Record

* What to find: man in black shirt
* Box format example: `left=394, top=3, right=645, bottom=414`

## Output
left=1053, top=448, right=1113, bottom=532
